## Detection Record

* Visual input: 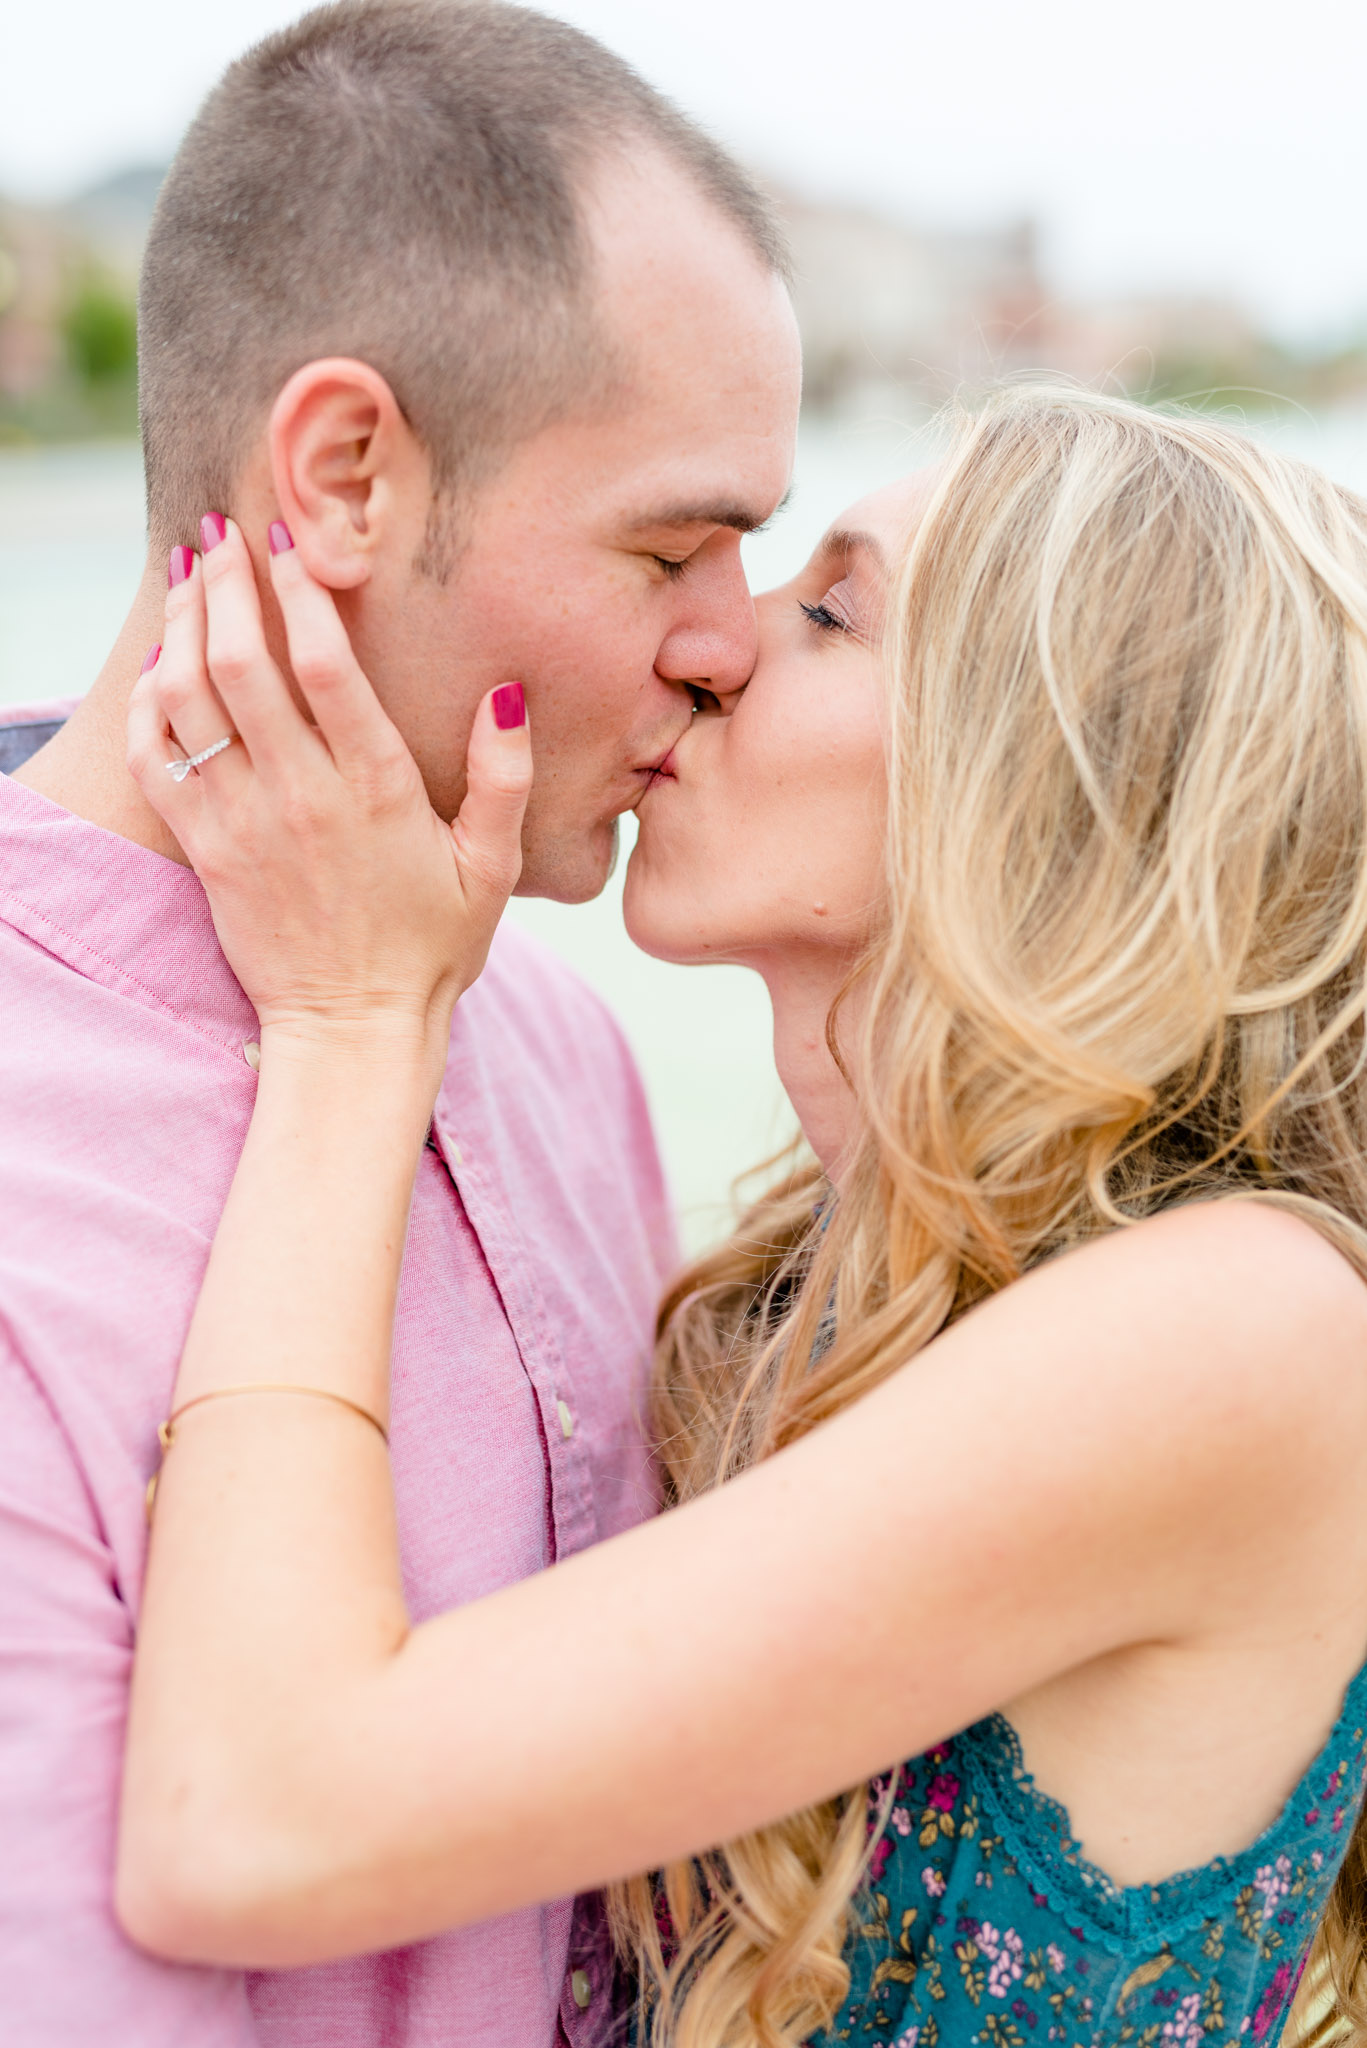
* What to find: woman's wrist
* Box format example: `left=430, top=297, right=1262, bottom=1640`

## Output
left=168, top=1012, right=445, bottom=1420
left=256, top=1004, right=454, bottom=1079
left=253, top=1012, right=450, bottom=1145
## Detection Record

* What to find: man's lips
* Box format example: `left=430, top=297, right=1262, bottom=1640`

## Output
left=596, top=751, right=678, bottom=825
left=622, top=736, right=684, bottom=815
left=637, top=748, right=678, bottom=800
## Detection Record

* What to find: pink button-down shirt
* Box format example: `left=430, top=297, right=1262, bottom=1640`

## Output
left=0, top=704, right=674, bottom=2047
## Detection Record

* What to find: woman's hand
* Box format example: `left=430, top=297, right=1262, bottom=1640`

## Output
left=127, top=516, right=531, bottom=1058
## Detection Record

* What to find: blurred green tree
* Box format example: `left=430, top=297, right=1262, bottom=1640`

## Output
left=63, top=278, right=137, bottom=385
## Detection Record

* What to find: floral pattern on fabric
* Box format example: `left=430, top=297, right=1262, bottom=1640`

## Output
left=814, top=1664, right=1367, bottom=2048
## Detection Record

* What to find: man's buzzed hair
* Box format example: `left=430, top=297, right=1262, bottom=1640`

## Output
left=139, top=0, right=788, bottom=554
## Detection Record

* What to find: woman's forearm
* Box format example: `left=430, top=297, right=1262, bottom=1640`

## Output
left=120, top=1024, right=446, bottom=1951
left=168, top=1020, right=445, bottom=1418
left=119, top=1193, right=1339, bottom=1972
left=116, top=531, right=542, bottom=1961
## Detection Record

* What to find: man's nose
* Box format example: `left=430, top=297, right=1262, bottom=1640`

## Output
left=654, top=540, right=757, bottom=701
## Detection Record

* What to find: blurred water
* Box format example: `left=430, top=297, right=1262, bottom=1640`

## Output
left=5, top=402, right=1367, bottom=1248
left=0, top=441, right=150, bottom=707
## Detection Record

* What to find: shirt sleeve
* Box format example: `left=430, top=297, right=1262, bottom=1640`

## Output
left=0, top=1334, right=259, bottom=2046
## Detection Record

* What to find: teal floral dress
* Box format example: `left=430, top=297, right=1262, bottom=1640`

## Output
left=815, top=1662, right=1367, bottom=2048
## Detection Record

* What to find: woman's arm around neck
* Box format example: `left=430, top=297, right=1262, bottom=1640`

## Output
left=118, top=1181, right=1367, bottom=1968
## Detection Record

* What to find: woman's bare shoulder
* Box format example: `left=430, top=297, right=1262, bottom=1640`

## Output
left=1050, top=1195, right=1367, bottom=1343
left=993, top=1193, right=1366, bottom=1334
left=935, top=1196, right=1367, bottom=1497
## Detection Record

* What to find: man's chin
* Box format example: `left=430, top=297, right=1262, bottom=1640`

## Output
left=512, top=818, right=619, bottom=904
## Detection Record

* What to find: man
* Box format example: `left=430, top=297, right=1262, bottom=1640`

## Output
left=0, top=2, right=801, bottom=2042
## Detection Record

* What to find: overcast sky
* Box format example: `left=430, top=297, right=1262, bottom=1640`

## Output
left=2, top=0, right=1364, bottom=345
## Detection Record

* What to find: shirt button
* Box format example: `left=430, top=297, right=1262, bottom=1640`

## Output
left=242, top=1041, right=261, bottom=1071
left=570, top=1968, right=592, bottom=2010
left=556, top=1398, right=574, bottom=1440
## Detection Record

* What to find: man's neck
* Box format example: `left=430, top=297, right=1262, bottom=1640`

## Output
left=12, top=553, right=190, bottom=865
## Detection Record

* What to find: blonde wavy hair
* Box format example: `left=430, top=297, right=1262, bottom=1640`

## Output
left=608, top=387, right=1367, bottom=2048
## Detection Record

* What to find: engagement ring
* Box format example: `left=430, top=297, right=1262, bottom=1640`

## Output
left=167, top=735, right=236, bottom=782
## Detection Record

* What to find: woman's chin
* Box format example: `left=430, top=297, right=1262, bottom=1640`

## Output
left=621, top=896, right=712, bottom=966
left=622, top=864, right=722, bottom=967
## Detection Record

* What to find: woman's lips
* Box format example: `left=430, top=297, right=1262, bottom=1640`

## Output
left=640, top=745, right=679, bottom=795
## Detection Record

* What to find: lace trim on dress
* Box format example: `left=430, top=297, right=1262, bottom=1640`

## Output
left=960, top=1656, right=1367, bottom=1941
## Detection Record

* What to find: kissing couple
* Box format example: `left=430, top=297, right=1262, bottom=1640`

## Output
left=5, top=5, right=1367, bottom=2047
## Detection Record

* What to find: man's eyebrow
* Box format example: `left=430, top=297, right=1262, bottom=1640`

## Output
left=818, top=526, right=888, bottom=571
left=630, top=485, right=794, bottom=538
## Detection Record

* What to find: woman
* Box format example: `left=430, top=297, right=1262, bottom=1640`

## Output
left=117, top=388, right=1367, bottom=2048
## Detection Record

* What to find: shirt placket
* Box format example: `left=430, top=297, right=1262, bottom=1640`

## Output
left=429, top=1053, right=597, bottom=1565
left=431, top=1047, right=625, bottom=2043
left=557, top=1889, right=635, bottom=2048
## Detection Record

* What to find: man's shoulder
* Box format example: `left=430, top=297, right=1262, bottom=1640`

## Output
left=458, top=918, right=665, bottom=1174
left=477, top=917, right=635, bottom=1061
left=455, top=917, right=676, bottom=1277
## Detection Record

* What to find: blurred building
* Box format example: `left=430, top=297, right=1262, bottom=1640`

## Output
left=0, top=166, right=159, bottom=429
left=772, top=185, right=1363, bottom=414
left=0, top=199, right=71, bottom=400
left=777, top=187, right=1049, bottom=406
left=1039, top=292, right=1284, bottom=398
left=1, top=161, right=1362, bottom=436
left=66, top=165, right=164, bottom=292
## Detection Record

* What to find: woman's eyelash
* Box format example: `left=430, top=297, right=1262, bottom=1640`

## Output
left=801, top=600, right=848, bottom=633
left=653, top=556, right=688, bottom=581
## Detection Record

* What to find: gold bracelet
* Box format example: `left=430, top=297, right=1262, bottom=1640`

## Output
left=146, top=1382, right=389, bottom=1522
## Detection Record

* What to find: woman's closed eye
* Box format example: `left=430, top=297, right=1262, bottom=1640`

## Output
left=800, top=599, right=851, bottom=634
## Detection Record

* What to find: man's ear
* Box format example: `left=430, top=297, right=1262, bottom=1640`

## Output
left=267, top=359, right=426, bottom=591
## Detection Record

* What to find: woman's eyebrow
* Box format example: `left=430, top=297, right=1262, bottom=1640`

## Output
left=817, top=527, right=887, bottom=572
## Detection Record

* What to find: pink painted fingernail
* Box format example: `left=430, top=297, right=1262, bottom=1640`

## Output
left=139, top=643, right=161, bottom=674
left=200, top=511, right=227, bottom=552
left=167, top=545, right=195, bottom=589
left=268, top=520, right=294, bottom=556
left=492, top=681, right=526, bottom=731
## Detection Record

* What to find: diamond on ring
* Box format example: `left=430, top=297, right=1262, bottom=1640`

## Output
left=167, top=734, right=236, bottom=782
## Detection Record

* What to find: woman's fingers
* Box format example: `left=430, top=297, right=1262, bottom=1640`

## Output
left=266, top=526, right=410, bottom=777
left=156, top=544, right=237, bottom=768
left=127, top=645, right=197, bottom=817
left=200, top=516, right=320, bottom=775
left=129, top=549, right=246, bottom=826
left=450, top=684, right=532, bottom=915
